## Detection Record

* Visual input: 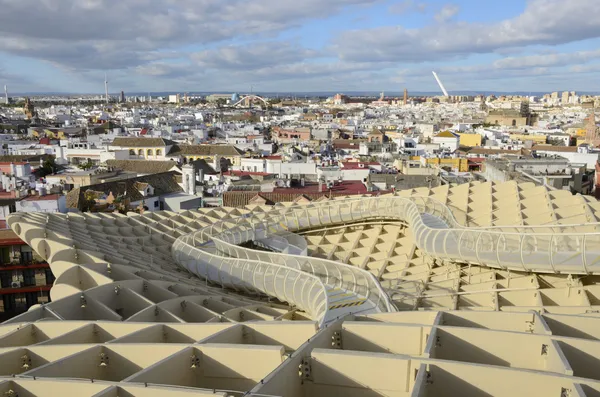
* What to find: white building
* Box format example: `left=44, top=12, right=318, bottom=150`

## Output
left=16, top=194, right=67, bottom=214
left=532, top=145, right=600, bottom=169
left=339, top=162, right=375, bottom=181
left=432, top=131, right=460, bottom=152
left=416, top=123, right=438, bottom=139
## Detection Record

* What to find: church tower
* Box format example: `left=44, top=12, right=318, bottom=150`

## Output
left=182, top=164, right=196, bottom=195
left=586, top=110, right=598, bottom=144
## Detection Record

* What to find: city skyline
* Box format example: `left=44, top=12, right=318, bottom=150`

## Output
left=0, top=0, right=599, bottom=93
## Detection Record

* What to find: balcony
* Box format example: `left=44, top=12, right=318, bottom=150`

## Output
left=0, top=260, right=49, bottom=270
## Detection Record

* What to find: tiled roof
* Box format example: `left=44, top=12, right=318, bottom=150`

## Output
left=531, top=145, right=578, bottom=153
left=170, top=144, right=244, bottom=156
left=0, top=154, right=51, bottom=163
left=459, top=147, right=531, bottom=156
left=223, top=170, right=271, bottom=177
left=189, top=159, right=218, bottom=175
left=111, top=137, right=175, bottom=148
left=21, top=194, right=61, bottom=201
left=435, top=130, right=459, bottom=138
left=273, top=181, right=367, bottom=194
left=67, top=171, right=183, bottom=210
left=368, top=174, right=401, bottom=184
left=106, top=160, right=179, bottom=174
left=0, top=162, right=28, bottom=165
left=223, top=182, right=375, bottom=207
left=341, top=162, right=380, bottom=169
left=222, top=191, right=381, bottom=207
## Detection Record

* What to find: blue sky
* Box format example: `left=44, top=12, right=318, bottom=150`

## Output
left=0, top=0, right=600, bottom=93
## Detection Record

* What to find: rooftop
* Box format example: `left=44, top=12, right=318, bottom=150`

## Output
left=531, top=145, right=579, bottom=152
left=21, top=194, right=61, bottom=201
left=111, top=137, right=175, bottom=148
left=66, top=171, right=183, bottom=210
left=106, top=159, right=179, bottom=174
left=8, top=180, right=600, bottom=396
left=341, top=161, right=381, bottom=169
left=170, top=144, right=244, bottom=157
left=272, top=180, right=368, bottom=194
left=223, top=170, right=272, bottom=177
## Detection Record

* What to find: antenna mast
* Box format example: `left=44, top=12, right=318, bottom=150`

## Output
left=104, top=73, right=109, bottom=104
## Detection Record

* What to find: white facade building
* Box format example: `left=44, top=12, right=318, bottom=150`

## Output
left=432, top=131, right=460, bottom=152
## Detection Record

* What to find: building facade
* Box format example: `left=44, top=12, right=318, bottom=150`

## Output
left=0, top=230, right=53, bottom=321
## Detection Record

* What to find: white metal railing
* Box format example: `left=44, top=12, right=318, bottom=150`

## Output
left=172, top=237, right=329, bottom=323
left=172, top=195, right=600, bottom=324
left=174, top=199, right=397, bottom=314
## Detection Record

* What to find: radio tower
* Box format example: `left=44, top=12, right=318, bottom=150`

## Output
left=3, top=85, right=7, bottom=105
left=104, top=73, right=109, bottom=104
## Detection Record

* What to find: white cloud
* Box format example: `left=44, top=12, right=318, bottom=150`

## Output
left=334, top=0, right=600, bottom=62
left=389, top=0, right=427, bottom=15
left=191, top=43, right=320, bottom=71
left=0, top=0, right=599, bottom=91
left=0, top=0, right=377, bottom=70
left=434, top=4, right=459, bottom=22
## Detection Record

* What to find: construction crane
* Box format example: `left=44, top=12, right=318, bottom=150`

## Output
left=432, top=71, right=449, bottom=97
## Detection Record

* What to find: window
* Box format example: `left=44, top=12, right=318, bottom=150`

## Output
left=156, top=149, right=162, bottom=156
left=22, top=269, right=35, bottom=286
left=45, top=269, right=55, bottom=285
left=0, top=247, right=9, bottom=264
left=14, top=294, right=27, bottom=310
left=20, top=249, right=32, bottom=264
left=138, top=149, right=143, bottom=156
left=147, top=149, right=154, bottom=156
left=154, top=200, right=159, bottom=208
left=38, top=291, right=49, bottom=304
left=0, top=271, right=11, bottom=288
left=129, top=149, right=135, bottom=155
left=2, top=295, right=15, bottom=312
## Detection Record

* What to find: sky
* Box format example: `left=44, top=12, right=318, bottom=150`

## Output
left=1, top=0, right=600, bottom=94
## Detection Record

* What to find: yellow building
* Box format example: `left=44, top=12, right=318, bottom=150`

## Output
left=424, top=157, right=469, bottom=172
left=111, top=137, right=174, bottom=160
left=30, top=128, right=66, bottom=139
left=458, top=133, right=482, bottom=147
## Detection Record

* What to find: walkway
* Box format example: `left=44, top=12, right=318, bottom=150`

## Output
left=172, top=195, right=600, bottom=325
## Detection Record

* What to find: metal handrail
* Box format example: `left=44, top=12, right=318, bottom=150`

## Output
left=171, top=194, right=600, bottom=325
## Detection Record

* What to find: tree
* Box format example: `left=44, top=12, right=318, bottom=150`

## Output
left=78, top=160, right=94, bottom=170
left=39, top=157, right=57, bottom=177
left=81, top=190, right=97, bottom=212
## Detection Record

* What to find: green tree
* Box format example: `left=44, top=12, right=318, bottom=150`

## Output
left=78, top=160, right=94, bottom=170
left=81, top=190, right=97, bottom=212
left=39, top=157, right=57, bottom=177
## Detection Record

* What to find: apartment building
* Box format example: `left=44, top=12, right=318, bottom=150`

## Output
left=0, top=230, right=53, bottom=321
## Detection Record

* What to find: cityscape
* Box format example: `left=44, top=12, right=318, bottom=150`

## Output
left=2, top=0, right=600, bottom=396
